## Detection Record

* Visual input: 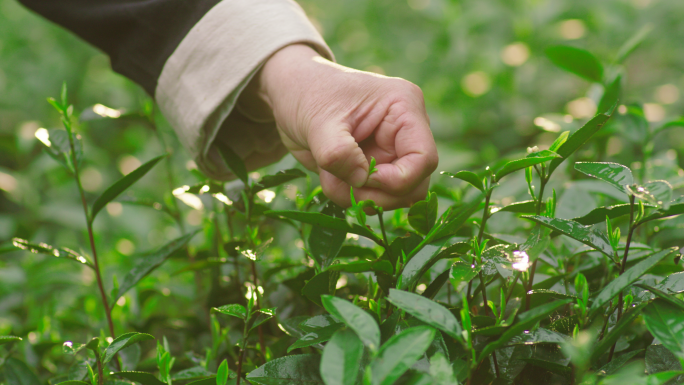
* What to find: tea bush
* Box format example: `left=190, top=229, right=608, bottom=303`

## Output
left=2, top=18, right=684, bottom=385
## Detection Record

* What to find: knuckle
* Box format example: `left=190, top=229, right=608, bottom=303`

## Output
left=316, top=142, right=350, bottom=171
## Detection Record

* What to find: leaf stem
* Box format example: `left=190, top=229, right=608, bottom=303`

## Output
left=607, top=195, right=636, bottom=362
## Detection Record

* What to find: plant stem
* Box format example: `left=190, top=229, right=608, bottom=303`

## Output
left=236, top=319, right=250, bottom=385
left=97, top=356, right=104, bottom=385
left=378, top=209, right=392, bottom=253
left=251, top=260, right=266, bottom=359
left=526, top=174, right=547, bottom=310
left=607, top=195, right=636, bottom=363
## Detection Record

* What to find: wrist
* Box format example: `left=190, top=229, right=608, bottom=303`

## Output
left=258, top=44, right=322, bottom=111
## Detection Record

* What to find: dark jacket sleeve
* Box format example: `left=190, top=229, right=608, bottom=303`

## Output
left=18, top=0, right=221, bottom=95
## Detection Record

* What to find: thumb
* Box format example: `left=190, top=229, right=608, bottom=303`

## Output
left=309, top=123, right=369, bottom=188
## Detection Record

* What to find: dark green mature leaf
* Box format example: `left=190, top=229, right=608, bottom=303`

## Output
left=548, top=113, right=613, bottom=176
left=597, top=350, right=643, bottom=376
left=249, top=308, right=276, bottom=333
left=91, top=154, right=165, bottom=223
left=478, top=300, right=571, bottom=362
left=321, top=295, right=380, bottom=351
left=266, top=210, right=383, bottom=245
left=574, top=162, right=633, bottom=195
left=40, top=129, right=83, bottom=173
left=303, top=270, right=336, bottom=307
left=634, top=284, right=684, bottom=311
left=56, top=381, right=90, bottom=385
left=337, top=245, right=377, bottom=259
left=171, top=366, right=213, bottom=381
left=507, top=328, right=568, bottom=345
left=112, top=372, right=165, bottom=385
left=3, top=358, right=41, bottom=385
left=629, top=181, right=673, bottom=210
left=11, top=238, right=92, bottom=267
left=253, top=168, right=306, bottom=193
left=519, top=358, right=571, bottom=374
left=398, top=238, right=450, bottom=291
left=216, top=142, right=248, bottom=184
left=657, top=272, right=684, bottom=294
left=637, top=201, right=684, bottom=226
left=421, top=268, right=450, bottom=299
left=441, top=171, right=484, bottom=192
left=62, top=341, right=86, bottom=355
left=308, top=202, right=346, bottom=269
left=573, top=203, right=654, bottom=226
left=646, top=345, right=681, bottom=377
left=0, top=336, right=22, bottom=345
left=523, top=216, right=613, bottom=257
left=429, top=192, right=485, bottom=242
left=111, top=231, right=199, bottom=304
left=370, top=326, right=436, bottom=385
left=187, top=377, right=227, bottom=385
left=247, top=354, right=323, bottom=385
left=388, top=289, right=462, bottom=342
left=591, top=303, right=648, bottom=364
left=102, top=332, right=154, bottom=364
left=546, top=45, right=603, bottom=82
left=288, top=323, right=343, bottom=353
left=326, top=260, right=393, bottom=275
left=589, top=248, right=678, bottom=318
left=213, top=304, right=247, bottom=320
left=615, top=25, right=652, bottom=63
left=598, top=75, right=622, bottom=115
left=408, top=192, right=438, bottom=236
left=450, top=261, right=481, bottom=290
left=320, top=329, right=364, bottom=385
left=495, top=150, right=561, bottom=182
left=643, top=299, right=684, bottom=360
left=495, top=200, right=536, bottom=214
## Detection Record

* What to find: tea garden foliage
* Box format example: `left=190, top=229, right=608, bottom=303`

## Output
left=2, top=1, right=684, bottom=385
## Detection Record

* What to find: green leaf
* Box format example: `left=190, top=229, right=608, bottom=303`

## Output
left=321, top=295, right=380, bottom=351
left=326, top=260, right=393, bottom=275
left=637, top=201, right=684, bottom=226
left=656, top=272, right=684, bottom=294
left=450, top=261, right=481, bottom=290
left=589, top=248, right=678, bottom=318
left=478, top=300, right=571, bottom=362
left=629, top=181, right=673, bottom=210
left=634, top=284, right=684, bottom=311
left=598, top=75, right=622, bottom=115
left=62, top=341, right=86, bottom=355
left=546, top=45, right=603, bottom=82
left=370, top=326, right=436, bottom=385
left=320, top=328, right=364, bottom=385
left=11, top=238, right=92, bottom=268
left=56, top=381, right=90, bottom=385
left=187, top=378, right=224, bottom=385
left=495, top=200, right=536, bottom=214
left=213, top=304, right=247, bottom=320
left=217, top=360, right=229, bottom=385
left=102, top=332, right=154, bottom=364
left=253, top=168, right=306, bottom=193
left=288, top=323, right=343, bottom=353
left=421, top=268, right=450, bottom=300
left=266, top=210, right=383, bottom=245
left=548, top=112, right=613, bottom=176
left=387, top=289, right=462, bottom=342
left=523, top=216, right=613, bottom=257
left=85, top=337, right=99, bottom=352
left=112, top=372, right=166, bottom=385
left=643, top=299, right=684, bottom=360
left=398, top=238, right=450, bottom=290
left=549, top=131, right=570, bottom=153
left=171, top=367, right=213, bottom=381
left=653, top=118, right=684, bottom=137
left=0, top=336, right=22, bottom=345
left=247, top=354, right=323, bottom=385
left=429, top=191, right=485, bottom=242
left=615, top=24, right=652, bottom=63
left=249, top=308, right=277, bottom=333
left=408, top=192, right=438, bottom=236
left=441, top=171, right=484, bottom=192
left=90, top=154, right=165, bottom=223
left=303, top=270, right=337, bottom=307
left=39, top=129, right=83, bottom=173
left=111, top=231, right=199, bottom=304
left=495, top=150, right=561, bottom=182
left=597, top=350, right=643, bottom=376
left=574, top=162, right=634, bottom=195
left=518, top=358, right=571, bottom=374
left=573, top=203, right=654, bottom=226
left=309, top=202, right=347, bottom=269
left=3, top=358, right=41, bottom=385
left=590, top=302, right=648, bottom=364
left=216, top=142, right=248, bottom=184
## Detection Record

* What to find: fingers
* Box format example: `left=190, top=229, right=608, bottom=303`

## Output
left=320, top=169, right=430, bottom=210
left=309, top=123, right=369, bottom=188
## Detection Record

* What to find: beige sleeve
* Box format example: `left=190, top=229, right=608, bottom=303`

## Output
left=154, top=0, right=333, bottom=180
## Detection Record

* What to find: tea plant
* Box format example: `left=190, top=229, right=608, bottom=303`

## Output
left=2, top=37, right=684, bottom=385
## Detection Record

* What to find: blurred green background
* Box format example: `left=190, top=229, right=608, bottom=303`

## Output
left=1, top=0, right=683, bottom=376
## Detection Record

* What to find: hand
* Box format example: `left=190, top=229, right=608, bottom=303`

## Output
left=253, top=44, right=438, bottom=209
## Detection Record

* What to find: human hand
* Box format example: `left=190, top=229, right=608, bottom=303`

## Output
left=252, top=44, right=438, bottom=209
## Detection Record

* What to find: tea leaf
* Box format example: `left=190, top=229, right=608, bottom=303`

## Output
left=213, top=304, right=247, bottom=320
left=615, top=24, right=652, bottom=63
left=633, top=284, right=684, bottom=311
left=326, top=260, right=393, bottom=275
left=629, top=180, right=673, bottom=210
left=548, top=113, right=613, bottom=176
left=523, top=216, right=613, bottom=257
left=91, top=154, right=166, bottom=223
left=643, top=299, right=684, bottom=360
left=253, top=168, right=306, bottom=193
left=574, top=162, right=634, bottom=196
left=546, top=45, right=603, bottom=82
left=321, top=295, right=380, bottom=351
left=320, top=329, right=364, bottom=385
left=598, top=75, right=622, bottom=115
left=495, top=150, right=561, bottom=182
left=589, top=248, right=678, bottom=318
left=421, top=268, right=450, bottom=299
left=429, top=191, right=485, bottom=242
left=398, top=238, right=450, bottom=290
left=267, top=210, right=383, bottom=245
left=103, top=332, right=154, bottom=364
left=216, top=142, right=248, bottom=184
left=573, top=203, right=654, bottom=226
left=388, top=289, right=462, bottom=342
left=303, top=270, right=336, bottom=307
left=590, top=302, right=647, bottom=364
left=217, top=360, right=229, bottom=385
left=496, top=200, right=536, bottom=214
left=0, top=336, right=22, bottom=346
left=636, top=200, right=684, bottom=226
left=450, top=261, right=481, bottom=290
left=309, top=201, right=347, bottom=269
left=247, top=354, right=323, bottom=384
left=288, top=323, right=344, bottom=353
left=408, top=192, right=438, bottom=235
left=3, top=358, right=41, bottom=385
left=441, top=171, right=484, bottom=192
left=111, top=231, right=199, bottom=305
left=11, top=238, right=92, bottom=268
left=112, top=372, right=166, bottom=385
left=370, top=326, right=436, bottom=385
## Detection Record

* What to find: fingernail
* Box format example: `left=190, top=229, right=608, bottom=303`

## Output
left=349, top=167, right=368, bottom=188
